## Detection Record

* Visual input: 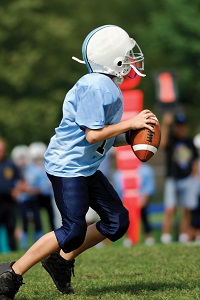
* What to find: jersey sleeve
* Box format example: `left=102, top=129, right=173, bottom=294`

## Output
left=75, top=86, right=106, bottom=130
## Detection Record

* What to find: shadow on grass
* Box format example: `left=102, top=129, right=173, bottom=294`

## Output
left=87, top=280, right=200, bottom=296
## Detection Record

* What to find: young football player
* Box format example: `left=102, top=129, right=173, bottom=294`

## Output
left=0, top=25, right=157, bottom=299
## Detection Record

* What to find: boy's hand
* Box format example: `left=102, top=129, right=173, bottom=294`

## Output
left=130, top=109, right=158, bottom=132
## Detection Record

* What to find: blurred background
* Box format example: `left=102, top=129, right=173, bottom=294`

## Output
left=0, top=0, right=200, bottom=249
left=1, top=0, right=200, bottom=149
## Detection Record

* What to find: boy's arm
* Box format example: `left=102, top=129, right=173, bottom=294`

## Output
left=85, top=109, right=158, bottom=144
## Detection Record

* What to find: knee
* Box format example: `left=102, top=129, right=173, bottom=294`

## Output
left=165, top=207, right=175, bottom=216
left=55, top=223, right=87, bottom=253
left=97, top=208, right=130, bottom=242
left=112, top=209, right=130, bottom=241
left=110, top=209, right=130, bottom=241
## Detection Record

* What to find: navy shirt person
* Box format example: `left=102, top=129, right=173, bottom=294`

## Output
left=0, top=25, right=158, bottom=299
left=0, top=138, right=21, bottom=251
left=160, top=113, right=199, bottom=244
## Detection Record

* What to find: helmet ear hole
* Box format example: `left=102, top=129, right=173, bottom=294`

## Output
left=113, top=57, right=124, bottom=68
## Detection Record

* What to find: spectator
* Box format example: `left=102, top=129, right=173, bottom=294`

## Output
left=160, top=112, right=199, bottom=244
left=138, top=163, right=156, bottom=246
left=190, top=134, right=200, bottom=242
left=0, top=138, right=22, bottom=251
left=29, top=142, right=56, bottom=231
left=11, top=144, right=43, bottom=250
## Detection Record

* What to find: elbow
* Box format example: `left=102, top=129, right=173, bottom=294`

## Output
left=86, top=132, right=99, bottom=144
left=85, top=128, right=103, bottom=144
left=86, top=137, right=97, bottom=144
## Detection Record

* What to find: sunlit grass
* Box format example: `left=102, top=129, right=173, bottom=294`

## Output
left=0, top=243, right=199, bottom=300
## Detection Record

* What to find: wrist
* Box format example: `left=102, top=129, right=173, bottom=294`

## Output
left=125, top=130, right=131, bottom=144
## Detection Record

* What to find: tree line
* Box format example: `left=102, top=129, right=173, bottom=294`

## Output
left=0, top=0, right=200, bottom=151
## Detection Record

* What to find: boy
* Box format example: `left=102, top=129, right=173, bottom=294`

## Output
left=0, top=25, right=157, bottom=299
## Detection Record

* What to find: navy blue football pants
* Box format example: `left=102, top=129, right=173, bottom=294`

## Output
left=47, top=170, right=129, bottom=253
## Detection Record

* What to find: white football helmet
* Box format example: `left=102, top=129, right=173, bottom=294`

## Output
left=72, top=25, right=146, bottom=85
left=193, top=133, right=200, bottom=149
left=11, top=145, right=30, bottom=168
left=29, top=142, right=47, bottom=161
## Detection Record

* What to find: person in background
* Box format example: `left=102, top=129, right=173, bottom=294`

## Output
left=190, top=134, right=200, bottom=242
left=11, top=144, right=43, bottom=250
left=160, top=112, right=199, bottom=244
left=0, top=138, right=22, bottom=251
left=138, top=163, right=156, bottom=246
left=29, top=142, right=56, bottom=231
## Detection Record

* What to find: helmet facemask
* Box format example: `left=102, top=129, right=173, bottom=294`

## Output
left=124, top=41, right=145, bottom=77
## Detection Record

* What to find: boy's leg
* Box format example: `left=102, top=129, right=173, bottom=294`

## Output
left=12, top=231, right=58, bottom=275
left=41, top=223, right=105, bottom=294
left=0, top=220, right=98, bottom=298
left=60, top=222, right=106, bottom=261
left=61, top=170, right=127, bottom=261
left=41, top=171, right=128, bottom=294
left=40, top=174, right=92, bottom=294
left=0, top=231, right=58, bottom=299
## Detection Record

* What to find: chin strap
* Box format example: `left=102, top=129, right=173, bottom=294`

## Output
left=72, top=56, right=85, bottom=64
left=130, top=65, right=146, bottom=77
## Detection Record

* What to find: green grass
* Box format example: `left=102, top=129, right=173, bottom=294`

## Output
left=0, top=243, right=200, bottom=300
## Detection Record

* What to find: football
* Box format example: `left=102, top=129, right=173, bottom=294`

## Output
left=129, top=116, right=161, bottom=162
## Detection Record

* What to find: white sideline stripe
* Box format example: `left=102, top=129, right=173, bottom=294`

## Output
left=132, top=144, right=157, bottom=153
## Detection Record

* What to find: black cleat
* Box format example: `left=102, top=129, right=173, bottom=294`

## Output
left=0, top=262, right=24, bottom=300
left=41, top=251, right=75, bottom=294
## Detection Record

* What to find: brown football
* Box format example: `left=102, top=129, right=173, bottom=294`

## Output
left=129, top=116, right=161, bottom=162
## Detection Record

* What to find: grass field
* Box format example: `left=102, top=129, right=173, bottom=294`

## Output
left=0, top=243, right=200, bottom=300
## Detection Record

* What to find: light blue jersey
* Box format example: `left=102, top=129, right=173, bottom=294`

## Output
left=45, top=73, right=123, bottom=177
